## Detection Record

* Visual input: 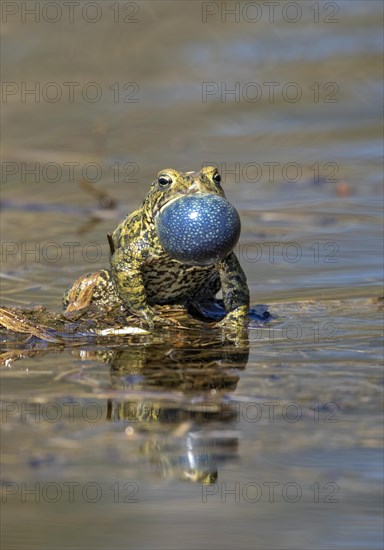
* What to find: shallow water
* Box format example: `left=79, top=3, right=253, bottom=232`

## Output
left=1, top=2, right=383, bottom=549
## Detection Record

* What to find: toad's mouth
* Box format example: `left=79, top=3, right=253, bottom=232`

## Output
left=155, top=191, right=208, bottom=217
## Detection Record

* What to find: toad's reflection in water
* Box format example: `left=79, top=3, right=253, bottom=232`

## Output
left=106, top=335, right=249, bottom=391
left=100, top=337, right=249, bottom=483
left=1, top=312, right=253, bottom=483
left=107, top=399, right=240, bottom=484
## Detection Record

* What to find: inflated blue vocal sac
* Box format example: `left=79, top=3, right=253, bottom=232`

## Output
left=155, top=194, right=241, bottom=266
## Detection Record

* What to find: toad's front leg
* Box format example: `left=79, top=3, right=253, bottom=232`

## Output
left=110, top=247, right=157, bottom=327
left=217, top=252, right=250, bottom=328
left=110, top=247, right=171, bottom=329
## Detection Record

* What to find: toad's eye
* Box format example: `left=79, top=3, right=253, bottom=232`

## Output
left=158, top=174, right=173, bottom=188
left=212, top=171, right=221, bottom=184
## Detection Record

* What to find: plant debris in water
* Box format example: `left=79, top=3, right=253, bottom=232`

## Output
left=0, top=303, right=220, bottom=343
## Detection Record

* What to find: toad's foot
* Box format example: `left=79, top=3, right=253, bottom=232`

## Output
left=215, top=306, right=249, bottom=345
left=216, top=306, right=249, bottom=330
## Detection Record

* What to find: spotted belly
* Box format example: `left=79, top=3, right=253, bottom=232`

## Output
left=143, top=260, right=221, bottom=304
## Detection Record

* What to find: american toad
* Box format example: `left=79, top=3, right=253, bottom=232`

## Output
left=63, top=166, right=249, bottom=328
